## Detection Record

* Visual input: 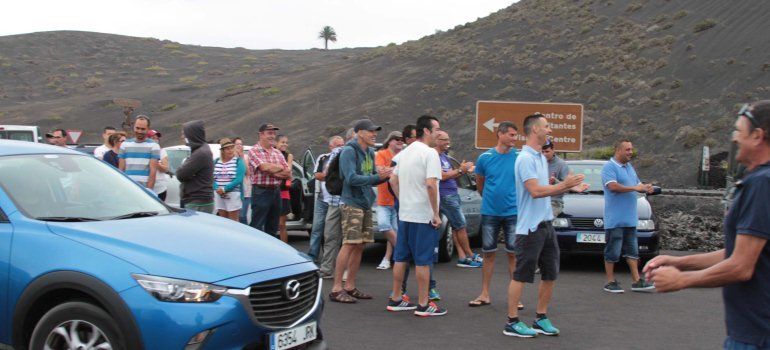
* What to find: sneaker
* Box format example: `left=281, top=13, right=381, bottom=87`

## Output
left=631, top=278, right=655, bottom=292
left=387, top=298, right=417, bottom=312
left=503, top=321, right=537, bottom=338
left=376, top=259, right=391, bottom=270
left=532, top=317, right=560, bottom=336
left=388, top=292, right=410, bottom=303
left=472, top=253, right=484, bottom=263
left=457, top=258, right=482, bottom=268
left=603, top=280, right=624, bottom=293
left=414, top=302, right=447, bottom=317
left=429, top=288, right=441, bottom=301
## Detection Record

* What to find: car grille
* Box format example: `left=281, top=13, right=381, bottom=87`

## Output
left=570, top=218, right=603, bottom=230
left=248, top=271, right=319, bottom=328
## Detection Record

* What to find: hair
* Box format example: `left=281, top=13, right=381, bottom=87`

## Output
left=542, top=142, right=554, bottom=150
left=614, top=139, right=632, bottom=150
left=103, top=126, right=116, bottom=133
left=276, top=134, right=288, bottom=142
left=416, top=115, right=439, bottom=138
left=523, top=114, right=545, bottom=136
left=328, top=135, right=343, bottom=146
left=134, top=115, right=151, bottom=127
left=53, top=128, right=67, bottom=137
left=107, top=132, right=126, bottom=147
left=344, top=127, right=355, bottom=141
left=402, top=124, right=416, bottom=139
left=232, top=136, right=242, bottom=143
left=749, top=100, right=770, bottom=143
left=496, top=121, right=518, bottom=137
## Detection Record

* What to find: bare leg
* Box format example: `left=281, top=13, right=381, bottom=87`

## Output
left=345, top=244, right=364, bottom=290
left=382, top=230, right=396, bottom=261
left=455, top=228, right=473, bottom=259
left=391, top=262, right=408, bottom=300
left=627, top=258, right=641, bottom=282
left=416, top=265, right=431, bottom=306
left=604, top=261, right=615, bottom=282
left=537, top=280, right=555, bottom=314
left=279, top=215, right=288, bottom=242
left=217, top=210, right=227, bottom=218
left=227, top=210, right=239, bottom=222
left=473, top=251, right=496, bottom=302
left=452, top=231, right=466, bottom=260
left=332, top=244, right=353, bottom=292
left=507, top=280, right=525, bottom=318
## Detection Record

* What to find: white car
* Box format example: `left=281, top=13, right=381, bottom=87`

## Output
left=163, top=144, right=318, bottom=232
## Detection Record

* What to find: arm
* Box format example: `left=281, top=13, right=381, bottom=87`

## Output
left=441, top=167, right=463, bottom=181
left=476, top=175, right=485, bottom=195
left=606, top=182, right=647, bottom=193
left=426, top=177, right=441, bottom=227
left=314, top=172, right=325, bottom=181
left=146, top=159, right=158, bottom=189
left=175, top=152, right=201, bottom=182
left=524, top=178, right=577, bottom=199
left=644, top=249, right=725, bottom=277
left=650, top=235, right=767, bottom=292
left=119, top=158, right=126, bottom=172
left=389, top=174, right=400, bottom=199
left=223, top=158, right=246, bottom=192
left=156, top=156, right=169, bottom=173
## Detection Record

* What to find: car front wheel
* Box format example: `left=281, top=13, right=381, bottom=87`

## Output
left=438, top=224, right=454, bottom=263
left=30, top=301, right=125, bottom=350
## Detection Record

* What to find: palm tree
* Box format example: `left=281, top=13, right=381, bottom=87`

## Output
left=318, top=26, right=337, bottom=50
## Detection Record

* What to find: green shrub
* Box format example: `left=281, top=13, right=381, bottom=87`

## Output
left=160, top=104, right=177, bottom=111
left=163, top=43, right=181, bottom=49
left=693, top=19, right=717, bottom=33
left=670, top=79, right=682, bottom=89
left=262, top=87, right=281, bottom=96
left=197, top=61, right=209, bottom=65
left=84, top=77, right=103, bottom=88
left=673, top=10, right=688, bottom=20
left=179, top=75, right=198, bottom=83
left=144, top=65, right=165, bottom=71
left=675, top=126, right=707, bottom=148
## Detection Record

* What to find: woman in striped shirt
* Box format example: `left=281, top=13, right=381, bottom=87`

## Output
left=213, top=138, right=246, bottom=221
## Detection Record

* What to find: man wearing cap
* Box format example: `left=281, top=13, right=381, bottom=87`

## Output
left=149, top=129, right=171, bottom=201
left=374, top=130, right=404, bottom=270
left=328, top=119, right=392, bottom=303
left=248, top=123, right=291, bottom=236
left=119, top=116, right=160, bottom=190
left=45, top=129, right=68, bottom=147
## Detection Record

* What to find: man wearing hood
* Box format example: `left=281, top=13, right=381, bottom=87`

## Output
left=176, top=120, right=214, bottom=213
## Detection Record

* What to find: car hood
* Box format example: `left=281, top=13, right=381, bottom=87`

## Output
left=561, top=194, right=652, bottom=219
left=45, top=212, right=310, bottom=284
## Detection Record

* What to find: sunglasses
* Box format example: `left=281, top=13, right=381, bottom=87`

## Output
left=47, top=136, right=63, bottom=139
left=393, top=137, right=404, bottom=142
left=738, top=104, right=760, bottom=128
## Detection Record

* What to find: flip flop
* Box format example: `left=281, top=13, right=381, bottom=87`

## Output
left=329, top=290, right=357, bottom=303
left=468, top=298, right=491, bottom=307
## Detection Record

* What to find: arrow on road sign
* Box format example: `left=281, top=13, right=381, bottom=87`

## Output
left=483, top=118, right=500, bottom=132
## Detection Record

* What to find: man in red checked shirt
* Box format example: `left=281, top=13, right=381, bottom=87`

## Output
left=248, top=123, right=291, bottom=237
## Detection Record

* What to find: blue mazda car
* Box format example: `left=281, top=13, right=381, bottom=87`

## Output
left=0, top=140, right=325, bottom=350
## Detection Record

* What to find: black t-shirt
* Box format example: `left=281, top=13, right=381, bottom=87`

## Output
left=103, top=150, right=119, bottom=168
left=723, top=161, right=770, bottom=346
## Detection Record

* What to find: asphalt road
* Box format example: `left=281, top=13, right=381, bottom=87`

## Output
left=285, top=232, right=725, bottom=350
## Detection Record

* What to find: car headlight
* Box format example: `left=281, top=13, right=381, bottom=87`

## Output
left=552, top=218, right=569, bottom=228
left=637, top=219, right=655, bottom=231
left=132, top=274, right=227, bottom=303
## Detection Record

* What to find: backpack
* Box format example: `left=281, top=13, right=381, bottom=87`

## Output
left=325, top=145, right=360, bottom=196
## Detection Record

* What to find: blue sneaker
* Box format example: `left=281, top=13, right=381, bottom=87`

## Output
left=532, top=317, right=560, bottom=336
left=472, top=253, right=484, bottom=264
left=503, top=321, right=537, bottom=338
left=429, top=288, right=441, bottom=301
left=457, top=258, right=482, bottom=268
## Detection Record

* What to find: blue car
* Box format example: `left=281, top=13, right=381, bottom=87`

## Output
left=0, top=140, right=325, bottom=350
left=553, top=160, right=661, bottom=259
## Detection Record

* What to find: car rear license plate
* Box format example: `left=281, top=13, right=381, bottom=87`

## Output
left=270, top=321, right=317, bottom=350
left=577, top=233, right=605, bottom=244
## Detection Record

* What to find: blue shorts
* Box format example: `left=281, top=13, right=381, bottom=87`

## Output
left=376, top=205, right=398, bottom=232
left=604, top=227, right=639, bottom=263
left=724, top=336, right=770, bottom=350
left=394, top=220, right=438, bottom=266
left=439, top=194, right=466, bottom=230
left=481, top=214, right=517, bottom=253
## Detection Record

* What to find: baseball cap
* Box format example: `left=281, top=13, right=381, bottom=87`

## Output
left=259, top=123, right=280, bottom=132
left=354, top=119, right=382, bottom=132
left=147, top=130, right=162, bottom=138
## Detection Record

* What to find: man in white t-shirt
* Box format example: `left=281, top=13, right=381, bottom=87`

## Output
left=149, top=130, right=170, bottom=200
left=93, top=126, right=117, bottom=160
left=387, top=115, right=447, bottom=317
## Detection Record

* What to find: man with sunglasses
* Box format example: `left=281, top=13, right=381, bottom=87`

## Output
left=45, top=129, right=67, bottom=147
left=644, top=101, right=770, bottom=349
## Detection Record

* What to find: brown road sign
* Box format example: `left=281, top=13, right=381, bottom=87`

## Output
left=475, top=101, right=584, bottom=152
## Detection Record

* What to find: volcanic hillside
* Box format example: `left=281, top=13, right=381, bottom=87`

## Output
left=1, top=0, right=769, bottom=186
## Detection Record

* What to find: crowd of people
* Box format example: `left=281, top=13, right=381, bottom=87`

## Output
left=42, top=100, right=770, bottom=347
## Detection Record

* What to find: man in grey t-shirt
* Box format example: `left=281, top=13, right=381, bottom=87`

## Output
left=542, top=142, right=570, bottom=216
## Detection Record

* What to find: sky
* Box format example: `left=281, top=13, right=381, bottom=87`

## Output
left=1, top=0, right=515, bottom=50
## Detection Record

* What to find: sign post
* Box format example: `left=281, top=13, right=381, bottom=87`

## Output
left=475, top=101, right=584, bottom=152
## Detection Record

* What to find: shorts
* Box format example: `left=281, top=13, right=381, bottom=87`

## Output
left=439, top=194, right=466, bottom=230
left=214, top=191, right=242, bottom=211
left=340, top=205, right=374, bottom=244
left=280, top=198, right=291, bottom=216
left=604, top=227, right=639, bottom=263
left=513, top=221, right=560, bottom=283
left=481, top=214, right=517, bottom=253
left=394, top=220, right=438, bottom=266
left=376, top=205, right=398, bottom=232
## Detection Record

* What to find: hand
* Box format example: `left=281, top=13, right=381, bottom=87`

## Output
left=642, top=255, right=680, bottom=279
left=572, top=183, right=589, bottom=192
left=645, top=184, right=655, bottom=194
left=431, top=214, right=442, bottom=228
left=377, top=166, right=393, bottom=180
left=216, top=188, right=225, bottom=196
left=563, top=173, right=584, bottom=189
left=549, top=176, right=557, bottom=185
left=460, top=161, right=473, bottom=172
left=648, top=266, right=685, bottom=292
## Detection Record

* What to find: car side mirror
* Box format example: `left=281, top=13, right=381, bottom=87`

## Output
left=649, top=186, right=662, bottom=196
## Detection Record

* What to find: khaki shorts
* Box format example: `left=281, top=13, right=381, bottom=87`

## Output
left=341, top=205, right=374, bottom=244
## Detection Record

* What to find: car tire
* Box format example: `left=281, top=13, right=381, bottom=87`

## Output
left=30, top=301, right=126, bottom=350
left=437, top=224, right=454, bottom=263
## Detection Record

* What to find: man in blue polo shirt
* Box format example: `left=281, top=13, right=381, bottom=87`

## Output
left=601, top=139, right=656, bottom=293
left=644, top=101, right=770, bottom=349
left=505, top=114, right=587, bottom=338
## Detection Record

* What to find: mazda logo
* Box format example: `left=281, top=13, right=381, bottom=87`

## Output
left=594, top=219, right=604, bottom=228
left=283, top=280, right=301, bottom=300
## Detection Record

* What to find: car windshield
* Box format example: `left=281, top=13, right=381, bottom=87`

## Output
left=0, top=154, right=172, bottom=220
left=166, top=149, right=190, bottom=174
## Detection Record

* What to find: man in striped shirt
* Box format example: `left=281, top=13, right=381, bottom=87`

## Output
left=248, top=123, right=291, bottom=236
left=119, top=115, right=160, bottom=190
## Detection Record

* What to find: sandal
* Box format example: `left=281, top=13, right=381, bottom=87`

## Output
left=329, top=290, right=357, bottom=303
left=344, top=288, right=373, bottom=299
left=468, top=298, right=491, bottom=307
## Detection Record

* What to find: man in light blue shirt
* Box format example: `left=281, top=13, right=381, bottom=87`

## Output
left=601, top=139, right=655, bottom=293
left=505, top=114, right=586, bottom=338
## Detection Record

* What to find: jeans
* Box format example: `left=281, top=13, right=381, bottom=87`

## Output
left=724, top=337, right=770, bottom=350
left=250, top=187, right=281, bottom=237
left=604, top=227, right=639, bottom=263
left=481, top=214, right=517, bottom=253
left=239, top=196, right=251, bottom=224
left=439, top=194, right=466, bottom=230
left=307, top=196, right=328, bottom=261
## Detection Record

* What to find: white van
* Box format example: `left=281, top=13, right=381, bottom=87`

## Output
left=0, top=125, right=42, bottom=143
